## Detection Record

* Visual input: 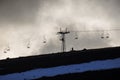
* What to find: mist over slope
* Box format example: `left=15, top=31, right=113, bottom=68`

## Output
left=0, top=0, right=120, bottom=59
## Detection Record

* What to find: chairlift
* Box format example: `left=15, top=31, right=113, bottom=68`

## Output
left=4, top=46, right=10, bottom=53
left=7, top=47, right=10, bottom=51
left=27, top=41, right=31, bottom=48
left=43, top=36, right=47, bottom=43
left=27, top=46, right=30, bottom=48
left=106, top=33, right=109, bottom=38
left=7, top=48, right=10, bottom=51
left=75, top=32, right=78, bottom=39
left=106, top=36, right=109, bottom=38
left=101, top=36, right=104, bottom=39
left=101, top=32, right=109, bottom=39
left=4, top=51, right=7, bottom=53
left=101, top=32, right=104, bottom=39
left=43, top=40, right=46, bottom=43
left=75, top=37, right=78, bottom=39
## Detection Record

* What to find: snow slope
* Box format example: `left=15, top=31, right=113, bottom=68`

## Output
left=0, top=58, right=120, bottom=80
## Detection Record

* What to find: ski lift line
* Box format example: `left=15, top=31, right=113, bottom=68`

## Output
left=70, top=29, right=120, bottom=33
left=3, top=46, right=10, bottom=53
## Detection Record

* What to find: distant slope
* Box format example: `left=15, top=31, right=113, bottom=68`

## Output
left=34, top=68, right=120, bottom=80
left=0, top=46, right=120, bottom=75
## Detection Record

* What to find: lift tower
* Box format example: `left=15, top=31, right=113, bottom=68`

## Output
left=57, top=28, right=70, bottom=52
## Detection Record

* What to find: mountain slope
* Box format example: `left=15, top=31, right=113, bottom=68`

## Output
left=0, top=46, right=120, bottom=75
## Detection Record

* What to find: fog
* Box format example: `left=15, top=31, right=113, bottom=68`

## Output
left=0, top=0, right=120, bottom=59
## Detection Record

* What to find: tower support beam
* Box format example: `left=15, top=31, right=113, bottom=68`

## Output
left=57, top=28, right=70, bottom=52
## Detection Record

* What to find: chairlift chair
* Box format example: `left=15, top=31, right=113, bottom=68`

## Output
left=27, top=42, right=31, bottom=48
left=106, top=33, right=109, bottom=38
left=7, top=47, right=10, bottom=51
left=43, top=40, right=46, bottom=43
left=27, top=46, right=30, bottom=48
left=75, top=37, right=78, bottom=39
left=106, top=36, right=109, bottom=38
left=43, top=36, right=47, bottom=43
left=75, top=32, right=78, bottom=39
left=4, top=50, right=7, bottom=53
left=101, top=36, right=104, bottom=39
left=101, top=32, right=104, bottom=39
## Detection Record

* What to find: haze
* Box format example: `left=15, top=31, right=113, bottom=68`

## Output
left=0, top=0, right=120, bottom=59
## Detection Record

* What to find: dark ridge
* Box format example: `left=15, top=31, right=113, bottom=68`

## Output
left=0, top=46, right=120, bottom=75
left=34, top=68, right=120, bottom=80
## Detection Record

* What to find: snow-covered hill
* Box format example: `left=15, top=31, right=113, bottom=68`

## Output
left=0, top=58, right=120, bottom=80
left=0, top=47, right=120, bottom=80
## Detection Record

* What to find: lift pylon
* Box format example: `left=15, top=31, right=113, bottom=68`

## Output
left=57, top=28, right=70, bottom=52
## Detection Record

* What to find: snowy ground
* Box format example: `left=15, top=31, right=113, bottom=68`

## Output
left=0, top=58, right=120, bottom=80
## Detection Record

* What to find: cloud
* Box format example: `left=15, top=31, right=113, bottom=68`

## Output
left=0, top=0, right=120, bottom=59
left=0, top=0, right=40, bottom=25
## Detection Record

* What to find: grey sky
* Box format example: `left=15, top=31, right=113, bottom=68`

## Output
left=0, top=0, right=120, bottom=59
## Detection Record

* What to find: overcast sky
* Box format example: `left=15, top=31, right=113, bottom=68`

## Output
left=0, top=0, right=120, bottom=59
